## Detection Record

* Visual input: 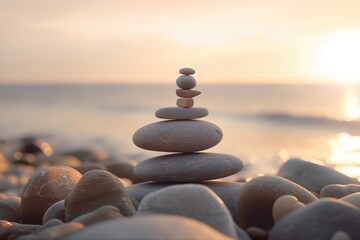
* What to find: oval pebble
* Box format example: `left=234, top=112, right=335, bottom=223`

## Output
left=176, top=89, right=201, bottom=98
left=133, top=120, right=222, bottom=152
left=176, top=75, right=196, bottom=89
left=179, top=67, right=195, bottom=75
left=272, top=195, right=305, bottom=222
left=177, top=98, right=194, bottom=108
left=155, top=107, right=208, bottom=120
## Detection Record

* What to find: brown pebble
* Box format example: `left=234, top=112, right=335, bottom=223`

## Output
left=65, top=170, right=136, bottom=222
left=177, top=98, right=194, bottom=108
left=20, top=166, right=82, bottom=224
left=0, top=200, right=21, bottom=222
left=176, top=89, right=201, bottom=98
left=246, top=227, right=268, bottom=240
left=36, top=222, right=84, bottom=239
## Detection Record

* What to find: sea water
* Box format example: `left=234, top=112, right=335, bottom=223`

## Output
left=1, top=84, right=359, bottom=179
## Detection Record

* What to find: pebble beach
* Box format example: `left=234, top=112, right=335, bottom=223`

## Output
left=0, top=68, right=360, bottom=240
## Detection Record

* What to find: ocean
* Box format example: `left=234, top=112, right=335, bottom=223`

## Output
left=1, top=84, right=360, bottom=179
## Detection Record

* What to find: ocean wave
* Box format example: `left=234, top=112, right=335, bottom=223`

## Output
left=237, top=112, right=360, bottom=130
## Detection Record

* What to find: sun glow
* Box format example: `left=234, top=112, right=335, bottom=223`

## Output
left=343, top=89, right=360, bottom=121
left=314, top=29, right=360, bottom=83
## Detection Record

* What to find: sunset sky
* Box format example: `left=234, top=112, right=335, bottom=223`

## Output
left=1, top=0, right=360, bottom=84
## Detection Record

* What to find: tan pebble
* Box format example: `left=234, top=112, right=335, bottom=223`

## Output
left=176, top=75, right=196, bottom=89
left=176, top=89, right=201, bottom=98
left=273, top=195, right=306, bottom=223
left=71, top=205, right=122, bottom=226
left=179, top=67, right=195, bottom=75
left=246, top=227, right=268, bottom=240
left=341, top=192, right=360, bottom=208
left=331, top=231, right=352, bottom=240
left=177, top=98, right=194, bottom=108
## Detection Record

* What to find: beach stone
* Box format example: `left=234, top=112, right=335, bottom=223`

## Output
left=126, top=180, right=244, bottom=223
left=331, top=231, right=352, bottom=240
left=35, top=155, right=81, bottom=168
left=36, top=222, right=84, bottom=239
left=176, top=89, right=201, bottom=98
left=20, top=166, right=82, bottom=224
left=71, top=205, right=122, bottom=226
left=0, top=153, right=9, bottom=173
left=320, top=184, right=360, bottom=198
left=179, top=67, right=195, bottom=75
left=246, top=227, right=268, bottom=240
left=0, top=222, right=40, bottom=240
left=341, top=192, right=360, bottom=208
left=35, top=218, right=63, bottom=234
left=42, top=200, right=65, bottom=224
left=176, top=97, right=194, bottom=108
left=106, top=160, right=142, bottom=183
left=0, top=200, right=21, bottom=222
left=272, top=195, right=305, bottom=222
left=65, top=215, right=231, bottom=240
left=133, top=120, right=223, bottom=152
left=278, top=158, right=358, bottom=193
left=269, top=199, right=360, bottom=240
left=134, top=153, right=242, bottom=182
left=60, top=148, right=108, bottom=162
left=75, top=162, right=107, bottom=174
left=236, top=175, right=318, bottom=230
left=176, top=75, right=196, bottom=89
left=137, top=184, right=237, bottom=238
left=65, top=170, right=136, bottom=221
left=155, top=107, right=209, bottom=120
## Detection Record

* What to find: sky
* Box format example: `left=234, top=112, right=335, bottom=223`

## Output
left=1, top=0, right=360, bottom=84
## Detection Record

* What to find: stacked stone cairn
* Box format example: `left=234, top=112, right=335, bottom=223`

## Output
left=132, top=68, right=243, bottom=183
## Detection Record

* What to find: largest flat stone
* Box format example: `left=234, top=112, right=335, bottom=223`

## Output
left=134, top=153, right=242, bottom=182
left=133, top=120, right=222, bottom=152
left=155, top=107, right=209, bottom=120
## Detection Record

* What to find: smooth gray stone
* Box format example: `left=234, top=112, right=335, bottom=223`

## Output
left=133, top=120, right=223, bottom=152
left=134, top=153, right=242, bottom=182
left=64, top=215, right=231, bottom=240
left=320, top=184, right=360, bottom=198
left=137, top=184, right=237, bottom=238
left=179, top=67, right=195, bottom=75
left=176, top=75, right=196, bottom=89
left=42, top=200, right=65, bottom=224
left=125, top=180, right=244, bottom=224
left=269, top=199, right=360, bottom=240
left=71, top=205, right=122, bottom=226
left=278, top=158, right=358, bottom=193
left=155, top=107, right=209, bottom=120
left=236, top=175, right=318, bottom=230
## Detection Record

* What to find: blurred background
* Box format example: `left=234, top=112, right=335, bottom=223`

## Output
left=1, top=0, right=360, bottom=179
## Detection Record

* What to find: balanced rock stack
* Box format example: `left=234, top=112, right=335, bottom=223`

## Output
left=132, top=68, right=243, bottom=183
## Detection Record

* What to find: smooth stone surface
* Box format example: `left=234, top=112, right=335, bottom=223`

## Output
left=126, top=180, right=244, bottom=224
left=134, top=153, right=242, bottom=182
left=42, top=200, right=65, bottom=224
left=236, top=175, right=318, bottom=230
left=37, top=222, right=84, bottom=239
left=269, top=199, right=360, bottom=240
left=137, top=184, right=237, bottom=238
left=0, top=200, right=21, bottom=222
left=176, top=75, right=196, bottom=89
left=320, top=184, right=360, bottom=198
left=176, top=89, right=201, bottom=98
left=155, top=107, right=208, bottom=120
left=278, top=158, right=358, bottom=193
left=179, top=67, right=195, bottom=75
left=331, top=231, right=352, bottom=240
left=71, top=205, right=122, bottom=226
left=0, top=222, right=40, bottom=240
left=75, top=162, right=107, bottom=174
left=65, top=170, right=136, bottom=221
left=341, top=192, right=360, bottom=208
left=246, top=227, right=268, bottom=240
left=272, top=195, right=305, bottom=222
left=65, top=214, right=231, bottom=240
left=106, top=160, right=142, bottom=183
left=176, top=97, right=194, bottom=108
left=20, top=166, right=82, bottom=224
left=133, top=120, right=223, bottom=152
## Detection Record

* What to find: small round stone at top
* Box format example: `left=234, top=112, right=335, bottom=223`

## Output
left=176, top=75, right=196, bottom=90
left=179, top=68, right=195, bottom=75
